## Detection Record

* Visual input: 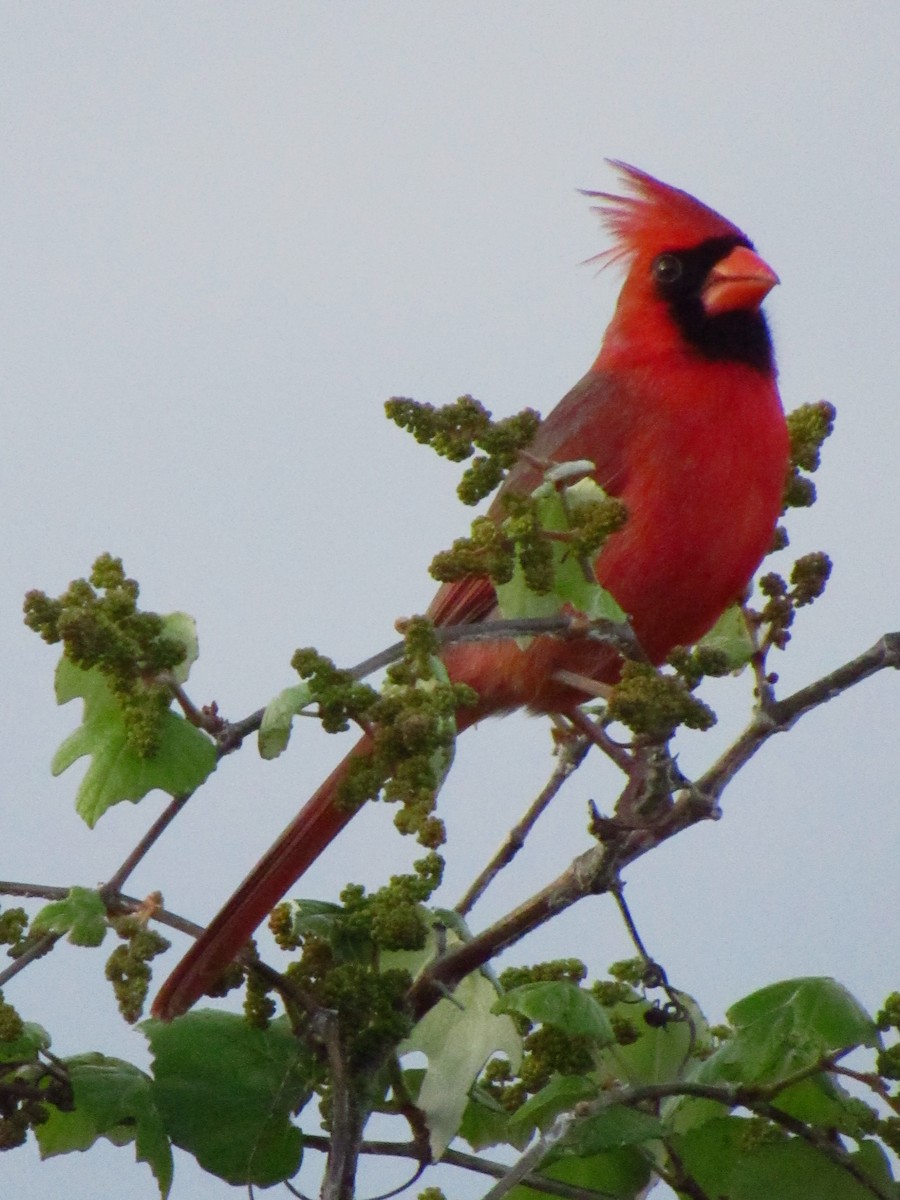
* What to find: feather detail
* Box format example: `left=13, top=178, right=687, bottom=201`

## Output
left=583, top=161, right=750, bottom=272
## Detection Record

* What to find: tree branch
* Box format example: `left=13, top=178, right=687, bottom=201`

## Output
left=694, top=632, right=900, bottom=805
left=300, top=1134, right=618, bottom=1200
left=216, top=613, right=640, bottom=755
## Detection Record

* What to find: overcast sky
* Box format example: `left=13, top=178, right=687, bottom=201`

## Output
left=4, top=6, right=900, bottom=1198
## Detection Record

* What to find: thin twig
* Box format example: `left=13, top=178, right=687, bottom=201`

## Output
left=0, top=932, right=60, bottom=987
left=409, top=836, right=624, bottom=1020
left=455, top=733, right=593, bottom=916
left=360, top=613, right=642, bottom=681
left=0, top=882, right=207, bottom=988
left=479, top=1110, right=579, bottom=1200
left=0, top=882, right=72, bottom=901
left=831, top=1063, right=900, bottom=1115
left=611, top=882, right=697, bottom=1067
left=102, top=792, right=194, bottom=897
left=693, top=631, right=900, bottom=806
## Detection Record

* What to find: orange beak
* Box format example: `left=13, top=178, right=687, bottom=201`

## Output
left=702, top=244, right=779, bottom=316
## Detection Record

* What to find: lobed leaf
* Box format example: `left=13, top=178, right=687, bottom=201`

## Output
left=31, top=886, right=108, bottom=947
left=36, top=1053, right=173, bottom=1199
left=144, top=1011, right=315, bottom=1187
left=52, top=659, right=216, bottom=826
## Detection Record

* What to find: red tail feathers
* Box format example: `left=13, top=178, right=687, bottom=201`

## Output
left=151, top=735, right=371, bottom=1021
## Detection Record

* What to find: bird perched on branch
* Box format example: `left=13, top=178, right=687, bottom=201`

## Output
left=153, top=163, right=788, bottom=1021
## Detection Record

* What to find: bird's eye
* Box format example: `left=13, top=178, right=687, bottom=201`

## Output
left=653, top=254, right=683, bottom=284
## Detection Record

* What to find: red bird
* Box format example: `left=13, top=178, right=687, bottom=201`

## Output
left=153, top=164, right=788, bottom=1020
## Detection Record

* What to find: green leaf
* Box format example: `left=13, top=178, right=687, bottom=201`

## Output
left=591, top=992, right=710, bottom=1132
left=509, top=1074, right=598, bottom=1141
left=561, top=1104, right=664, bottom=1157
left=145, top=1011, right=314, bottom=1187
left=399, top=965, right=522, bottom=1159
left=31, top=886, right=108, bottom=947
left=160, top=612, right=200, bottom=685
left=676, top=1116, right=895, bottom=1200
left=507, top=1146, right=651, bottom=1199
left=0, top=1021, right=50, bottom=1064
left=772, top=1073, right=870, bottom=1132
left=495, top=477, right=626, bottom=634
left=700, top=976, right=878, bottom=1087
left=726, top=977, right=880, bottom=1056
left=258, top=682, right=313, bottom=759
left=281, top=897, right=374, bottom=961
left=458, top=1088, right=513, bottom=1152
left=52, top=659, right=216, bottom=826
left=672, top=978, right=879, bottom=1135
left=697, top=603, right=755, bottom=669
left=496, top=982, right=615, bottom=1045
left=37, top=1053, right=173, bottom=1199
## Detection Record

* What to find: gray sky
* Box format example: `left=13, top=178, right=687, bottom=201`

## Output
left=4, top=5, right=900, bottom=1198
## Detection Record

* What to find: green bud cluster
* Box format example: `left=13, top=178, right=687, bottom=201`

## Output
left=598, top=960, right=660, bottom=1037
left=0, top=1089, right=50, bottom=1151
left=385, top=395, right=540, bottom=505
left=499, top=959, right=587, bottom=990
left=23, top=554, right=187, bottom=756
left=565, top=495, right=629, bottom=560
left=290, top=648, right=380, bottom=735
left=519, top=1024, right=595, bottom=1096
left=757, top=551, right=832, bottom=649
left=877, top=992, right=900, bottom=1031
left=876, top=1044, right=900, bottom=1081
left=607, top=662, right=716, bottom=739
left=274, top=870, right=448, bottom=1070
left=430, top=517, right=514, bottom=585
left=0, top=909, right=28, bottom=955
left=607, top=958, right=650, bottom=986
left=668, top=645, right=733, bottom=690
left=500, top=492, right=555, bottom=594
left=340, top=625, right=475, bottom=849
left=739, top=1116, right=789, bottom=1151
left=105, top=916, right=170, bottom=1023
left=431, top=488, right=627, bottom=598
left=782, top=400, right=836, bottom=512
left=609, top=1014, right=641, bottom=1045
left=484, top=960, right=596, bottom=1110
left=877, top=1116, right=900, bottom=1155
left=0, top=993, right=24, bottom=1044
left=287, top=931, right=414, bottom=1074
left=293, top=625, right=472, bottom=853
left=0, top=992, right=65, bottom=1150
left=243, top=965, right=277, bottom=1028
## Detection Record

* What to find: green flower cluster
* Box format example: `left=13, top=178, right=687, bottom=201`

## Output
left=23, top=554, right=187, bottom=756
left=385, top=394, right=540, bottom=504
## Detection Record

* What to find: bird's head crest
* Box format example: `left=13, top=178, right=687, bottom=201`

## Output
left=584, top=162, right=749, bottom=271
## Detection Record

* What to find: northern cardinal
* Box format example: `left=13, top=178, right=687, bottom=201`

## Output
left=153, top=164, right=788, bottom=1020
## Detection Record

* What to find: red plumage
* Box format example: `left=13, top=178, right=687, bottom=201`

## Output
left=153, top=164, right=788, bottom=1020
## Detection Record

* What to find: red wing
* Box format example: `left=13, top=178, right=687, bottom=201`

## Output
left=497, top=369, right=631, bottom=504
left=427, top=371, right=631, bottom=630
left=428, top=574, right=497, bottom=628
